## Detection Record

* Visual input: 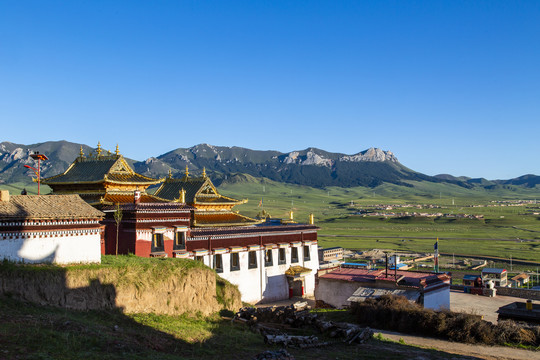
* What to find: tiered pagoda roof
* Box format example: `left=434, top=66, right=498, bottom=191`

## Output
left=41, top=143, right=165, bottom=206
left=154, top=167, right=261, bottom=227
left=154, top=167, right=246, bottom=207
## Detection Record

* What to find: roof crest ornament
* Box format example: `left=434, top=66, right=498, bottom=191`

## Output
left=116, top=144, right=120, bottom=156
left=79, top=146, right=85, bottom=159
left=96, top=142, right=102, bottom=157
left=184, top=165, right=189, bottom=179
left=168, top=169, right=172, bottom=179
left=202, top=167, right=206, bottom=178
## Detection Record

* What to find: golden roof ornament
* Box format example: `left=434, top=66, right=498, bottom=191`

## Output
left=180, top=188, right=186, bottom=203
left=115, top=144, right=120, bottom=156
left=96, top=142, right=102, bottom=157
left=309, top=213, right=314, bottom=225
left=79, top=146, right=84, bottom=158
left=185, top=165, right=189, bottom=178
left=289, top=210, right=294, bottom=221
left=168, top=169, right=172, bottom=179
left=202, top=167, right=206, bottom=177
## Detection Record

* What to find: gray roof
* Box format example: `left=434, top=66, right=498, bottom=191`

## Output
left=347, top=286, right=420, bottom=303
left=0, top=195, right=104, bottom=220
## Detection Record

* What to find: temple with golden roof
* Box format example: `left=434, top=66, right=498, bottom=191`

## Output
left=42, top=143, right=165, bottom=205
left=154, top=166, right=263, bottom=227
left=42, top=143, right=319, bottom=303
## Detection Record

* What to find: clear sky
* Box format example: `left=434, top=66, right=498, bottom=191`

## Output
left=1, top=1, right=539, bottom=179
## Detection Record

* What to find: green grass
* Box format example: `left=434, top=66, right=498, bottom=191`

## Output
left=0, top=296, right=477, bottom=359
left=219, top=178, right=540, bottom=262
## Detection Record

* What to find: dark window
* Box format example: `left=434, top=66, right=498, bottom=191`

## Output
left=248, top=251, right=257, bottom=269
left=195, top=256, right=204, bottom=262
left=174, top=232, right=186, bottom=250
left=152, top=233, right=164, bottom=252
left=303, top=246, right=310, bottom=261
left=291, top=247, right=299, bottom=263
left=278, top=248, right=286, bottom=265
left=213, top=254, right=223, bottom=273
left=230, top=253, right=240, bottom=271
left=265, top=249, right=273, bottom=267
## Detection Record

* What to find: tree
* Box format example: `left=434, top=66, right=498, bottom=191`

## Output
left=114, top=204, right=123, bottom=256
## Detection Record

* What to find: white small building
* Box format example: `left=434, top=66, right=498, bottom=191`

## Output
left=0, top=191, right=104, bottom=264
left=315, top=265, right=451, bottom=310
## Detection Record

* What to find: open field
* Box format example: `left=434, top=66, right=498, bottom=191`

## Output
left=219, top=177, right=540, bottom=262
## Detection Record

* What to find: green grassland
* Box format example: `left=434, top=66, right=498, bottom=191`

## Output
left=219, top=176, right=540, bottom=262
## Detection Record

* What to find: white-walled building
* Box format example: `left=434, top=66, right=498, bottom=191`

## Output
left=315, top=265, right=450, bottom=310
left=0, top=191, right=104, bottom=264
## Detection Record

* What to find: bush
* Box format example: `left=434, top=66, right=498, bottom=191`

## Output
left=351, top=295, right=540, bottom=347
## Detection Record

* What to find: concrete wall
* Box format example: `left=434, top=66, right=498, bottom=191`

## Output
left=495, top=286, right=540, bottom=301
left=0, top=231, right=102, bottom=264
left=314, top=278, right=361, bottom=308
left=424, top=287, right=450, bottom=310
left=452, top=284, right=540, bottom=301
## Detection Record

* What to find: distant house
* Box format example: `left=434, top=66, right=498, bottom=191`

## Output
left=319, top=247, right=344, bottom=262
left=0, top=191, right=104, bottom=264
left=481, top=268, right=508, bottom=287
left=315, top=266, right=451, bottom=310
left=510, top=273, right=530, bottom=288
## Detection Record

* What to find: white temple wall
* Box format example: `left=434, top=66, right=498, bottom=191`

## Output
left=0, top=231, right=102, bottom=264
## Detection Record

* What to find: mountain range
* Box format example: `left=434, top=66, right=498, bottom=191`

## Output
left=1, top=140, right=539, bottom=190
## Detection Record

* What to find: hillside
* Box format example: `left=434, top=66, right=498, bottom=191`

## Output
left=1, top=140, right=538, bottom=191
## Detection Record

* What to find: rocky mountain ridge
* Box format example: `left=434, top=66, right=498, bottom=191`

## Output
left=1, top=140, right=538, bottom=189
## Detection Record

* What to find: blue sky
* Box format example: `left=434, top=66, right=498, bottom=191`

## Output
left=1, top=1, right=539, bottom=179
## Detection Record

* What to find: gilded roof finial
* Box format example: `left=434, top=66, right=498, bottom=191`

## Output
left=185, top=165, right=189, bottom=178
left=79, top=146, right=84, bottom=158
left=309, top=213, right=314, bottom=225
left=180, top=188, right=186, bottom=203
left=116, top=144, right=120, bottom=156
left=202, top=167, right=206, bottom=177
left=96, top=142, right=102, bottom=157
left=289, top=210, right=294, bottom=221
left=168, top=169, right=172, bottom=179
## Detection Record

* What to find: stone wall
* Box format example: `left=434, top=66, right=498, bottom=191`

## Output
left=451, top=284, right=540, bottom=301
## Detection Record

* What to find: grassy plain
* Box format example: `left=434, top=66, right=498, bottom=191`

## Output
left=219, top=177, right=540, bottom=262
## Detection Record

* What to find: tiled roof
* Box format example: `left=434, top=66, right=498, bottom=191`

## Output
left=154, top=177, right=206, bottom=202
left=154, top=176, right=242, bottom=205
left=0, top=195, right=104, bottom=220
left=42, top=156, right=160, bottom=185
left=194, top=212, right=262, bottom=227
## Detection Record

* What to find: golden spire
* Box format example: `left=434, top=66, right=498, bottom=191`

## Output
left=180, top=188, right=186, bottom=203
left=115, top=144, right=120, bottom=156
left=96, top=142, right=102, bottom=157
left=289, top=210, right=294, bottom=221
left=309, top=213, right=314, bottom=225
left=79, top=146, right=84, bottom=158
left=168, top=169, right=172, bottom=179
left=185, top=165, right=189, bottom=178
left=202, top=167, right=206, bottom=177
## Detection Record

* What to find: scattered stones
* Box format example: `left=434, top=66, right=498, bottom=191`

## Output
left=253, top=349, right=295, bottom=360
left=234, top=301, right=373, bottom=347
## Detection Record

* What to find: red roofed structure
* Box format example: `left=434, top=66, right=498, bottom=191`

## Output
left=315, top=265, right=450, bottom=310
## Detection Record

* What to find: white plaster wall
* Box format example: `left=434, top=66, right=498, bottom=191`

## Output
left=424, top=287, right=450, bottom=310
left=0, top=232, right=101, bottom=264
left=216, top=244, right=320, bottom=304
left=314, top=278, right=360, bottom=308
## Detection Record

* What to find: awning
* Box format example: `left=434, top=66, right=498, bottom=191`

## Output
left=213, top=248, right=228, bottom=255
left=248, top=244, right=261, bottom=251
left=265, top=243, right=277, bottom=250
left=173, top=250, right=191, bottom=258
left=192, top=249, right=209, bottom=256
left=229, top=246, right=245, bottom=253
